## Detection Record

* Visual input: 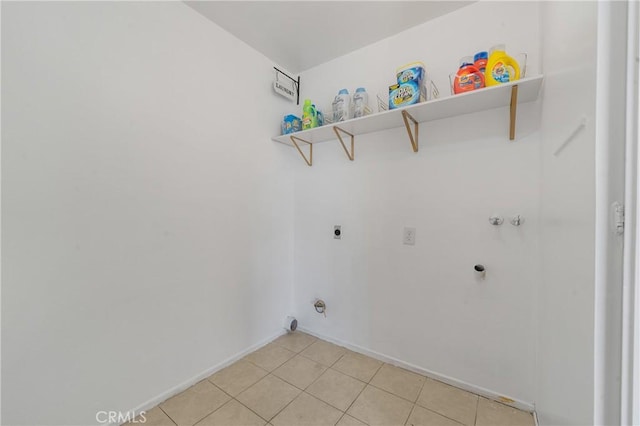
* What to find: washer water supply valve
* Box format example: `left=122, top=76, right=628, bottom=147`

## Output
left=313, top=299, right=326, bottom=317
left=489, top=215, right=504, bottom=226
left=510, top=215, right=525, bottom=226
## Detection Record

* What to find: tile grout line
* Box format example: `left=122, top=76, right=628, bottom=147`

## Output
left=304, top=350, right=370, bottom=425
left=293, top=337, right=351, bottom=369
left=270, top=333, right=318, bottom=354
left=328, top=349, right=349, bottom=368
left=157, top=405, right=178, bottom=426
left=224, top=371, right=287, bottom=423
left=190, top=382, right=236, bottom=426
left=297, top=348, right=346, bottom=368
left=416, top=405, right=467, bottom=426
left=339, top=383, right=368, bottom=426
left=270, top=351, right=333, bottom=392
left=268, top=347, right=381, bottom=423
left=247, top=360, right=326, bottom=424
left=405, top=402, right=468, bottom=426
left=159, top=380, right=225, bottom=426
left=365, top=373, right=425, bottom=404
left=473, top=394, right=480, bottom=426
left=302, top=382, right=363, bottom=416
left=335, top=414, right=347, bottom=425
left=297, top=391, right=347, bottom=426
left=301, top=351, right=367, bottom=420
left=338, top=360, right=385, bottom=425
left=417, top=373, right=525, bottom=415
left=404, top=404, right=417, bottom=426
left=298, top=365, right=331, bottom=390
left=415, top=373, right=428, bottom=404
left=403, top=372, right=429, bottom=426
left=205, top=365, right=268, bottom=422
left=233, top=335, right=330, bottom=424
left=264, top=377, right=305, bottom=424
left=232, top=396, right=272, bottom=424
left=331, top=358, right=382, bottom=383
left=271, top=342, right=353, bottom=397
left=412, top=377, right=480, bottom=425
left=243, top=349, right=297, bottom=373
left=273, top=371, right=325, bottom=395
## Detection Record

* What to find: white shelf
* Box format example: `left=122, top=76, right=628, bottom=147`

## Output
left=272, top=75, right=543, bottom=165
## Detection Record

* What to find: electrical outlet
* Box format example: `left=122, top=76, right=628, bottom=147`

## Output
left=334, top=225, right=341, bottom=239
left=403, top=227, right=416, bottom=245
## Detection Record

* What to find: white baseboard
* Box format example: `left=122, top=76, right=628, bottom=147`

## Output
left=114, top=329, right=286, bottom=426
left=298, top=326, right=536, bottom=413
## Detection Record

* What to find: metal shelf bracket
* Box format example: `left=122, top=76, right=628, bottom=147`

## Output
left=333, top=126, right=355, bottom=161
left=290, top=135, right=313, bottom=166
left=401, top=110, right=419, bottom=152
left=509, top=85, right=519, bottom=140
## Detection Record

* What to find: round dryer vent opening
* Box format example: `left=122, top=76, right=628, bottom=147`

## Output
left=284, top=316, right=297, bottom=333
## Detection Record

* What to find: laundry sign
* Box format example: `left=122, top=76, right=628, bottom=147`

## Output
left=273, top=76, right=296, bottom=101
left=273, top=67, right=299, bottom=103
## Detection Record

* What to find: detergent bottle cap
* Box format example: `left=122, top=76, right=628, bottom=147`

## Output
left=459, top=56, right=474, bottom=68
left=490, top=44, right=506, bottom=54
left=355, top=87, right=366, bottom=93
left=474, top=51, right=488, bottom=62
left=338, top=89, right=349, bottom=95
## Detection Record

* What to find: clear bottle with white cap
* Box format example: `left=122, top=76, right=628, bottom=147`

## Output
left=353, top=87, right=369, bottom=118
left=332, top=89, right=351, bottom=122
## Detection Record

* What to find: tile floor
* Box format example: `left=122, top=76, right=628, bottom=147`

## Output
left=126, top=332, right=535, bottom=426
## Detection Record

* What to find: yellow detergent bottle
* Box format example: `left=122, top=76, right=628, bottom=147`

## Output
left=485, top=44, right=520, bottom=86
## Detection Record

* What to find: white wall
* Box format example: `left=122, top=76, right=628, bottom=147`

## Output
left=291, top=2, right=541, bottom=406
left=537, top=2, right=598, bottom=425
left=1, top=3, right=294, bottom=425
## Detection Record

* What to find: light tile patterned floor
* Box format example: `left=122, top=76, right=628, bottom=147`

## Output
left=126, top=332, right=535, bottom=426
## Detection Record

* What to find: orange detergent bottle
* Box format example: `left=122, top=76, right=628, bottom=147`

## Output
left=453, top=56, right=485, bottom=94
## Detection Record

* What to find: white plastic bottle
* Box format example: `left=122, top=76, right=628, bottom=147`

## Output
left=332, top=89, right=351, bottom=122
left=353, top=87, right=369, bottom=118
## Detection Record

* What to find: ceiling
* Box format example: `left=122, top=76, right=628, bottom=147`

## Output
left=185, top=1, right=473, bottom=73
